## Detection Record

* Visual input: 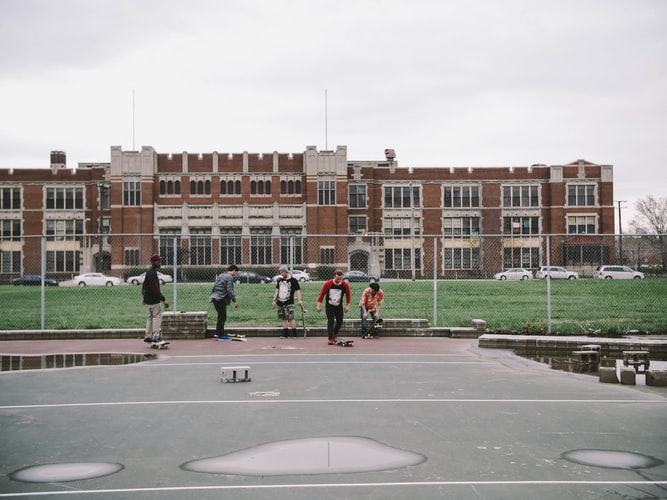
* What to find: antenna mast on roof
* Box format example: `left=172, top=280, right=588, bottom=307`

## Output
left=132, top=88, right=136, bottom=151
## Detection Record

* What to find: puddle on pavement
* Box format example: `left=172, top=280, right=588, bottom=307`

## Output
left=562, top=449, right=664, bottom=470
left=10, top=462, right=124, bottom=483
left=520, top=355, right=667, bottom=384
left=181, top=436, right=426, bottom=476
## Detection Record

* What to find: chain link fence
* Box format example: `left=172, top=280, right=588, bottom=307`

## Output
left=2, top=233, right=666, bottom=334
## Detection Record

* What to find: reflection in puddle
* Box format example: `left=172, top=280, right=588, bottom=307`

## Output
left=182, top=436, right=426, bottom=476
left=562, top=449, right=664, bottom=470
left=10, top=462, right=124, bottom=483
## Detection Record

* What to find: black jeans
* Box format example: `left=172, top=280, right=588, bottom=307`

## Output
left=325, top=303, right=344, bottom=339
left=212, top=300, right=227, bottom=337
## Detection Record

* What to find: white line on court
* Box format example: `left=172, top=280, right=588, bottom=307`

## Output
left=2, top=398, right=666, bottom=410
left=0, top=480, right=666, bottom=497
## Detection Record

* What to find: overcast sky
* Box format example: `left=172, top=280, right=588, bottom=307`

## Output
left=1, top=0, right=665, bottom=227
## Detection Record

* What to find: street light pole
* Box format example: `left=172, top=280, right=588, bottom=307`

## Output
left=617, top=200, right=626, bottom=265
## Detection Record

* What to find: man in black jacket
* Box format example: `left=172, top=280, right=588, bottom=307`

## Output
left=142, top=254, right=169, bottom=343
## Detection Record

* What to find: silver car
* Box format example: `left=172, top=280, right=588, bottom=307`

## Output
left=535, top=266, right=579, bottom=280
left=493, top=268, right=533, bottom=280
left=594, top=266, right=644, bottom=279
left=73, top=273, right=123, bottom=287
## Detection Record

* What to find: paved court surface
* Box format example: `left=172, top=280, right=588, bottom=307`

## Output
left=1, top=337, right=666, bottom=499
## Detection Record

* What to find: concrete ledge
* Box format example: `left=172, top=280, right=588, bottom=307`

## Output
left=646, top=370, right=667, bottom=387
left=599, top=367, right=619, bottom=384
left=620, top=367, right=636, bottom=385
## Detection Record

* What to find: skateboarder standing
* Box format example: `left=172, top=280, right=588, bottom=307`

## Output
left=142, top=254, right=169, bottom=343
left=210, top=265, right=239, bottom=340
left=272, top=265, right=303, bottom=338
left=316, top=269, right=352, bottom=345
left=359, top=282, right=384, bottom=336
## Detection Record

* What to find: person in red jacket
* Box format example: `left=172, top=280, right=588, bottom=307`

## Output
left=316, top=269, right=352, bottom=344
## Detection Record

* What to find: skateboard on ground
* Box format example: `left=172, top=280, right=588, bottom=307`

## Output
left=335, top=337, right=354, bottom=347
left=150, top=340, right=170, bottom=349
left=299, top=303, right=307, bottom=338
left=229, top=333, right=247, bottom=342
left=362, top=318, right=383, bottom=339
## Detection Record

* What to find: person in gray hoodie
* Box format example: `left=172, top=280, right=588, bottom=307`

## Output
left=210, top=264, right=239, bottom=340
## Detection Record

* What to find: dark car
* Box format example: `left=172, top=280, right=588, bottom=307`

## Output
left=234, top=271, right=272, bottom=284
left=343, top=270, right=380, bottom=283
left=13, top=275, right=59, bottom=286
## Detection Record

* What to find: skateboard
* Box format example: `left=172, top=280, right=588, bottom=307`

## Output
left=362, top=318, right=383, bottom=339
left=229, top=333, right=247, bottom=342
left=299, top=303, right=307, bottom=338
left=150, top=340, right=170, bottom=350
left=335, top=337, right=354, bottom=347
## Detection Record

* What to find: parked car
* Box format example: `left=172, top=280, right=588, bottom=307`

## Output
left=343, top=270, right=380, bottom=283
left=594, top=265, right=644, bottom=279
left=126, top=271, right=174, bottom=285
left=73, top=273, right=123, bottom=287
left=494, top=268, right=533, bottom=280
left=535, top=266, right=579, bottom=280
left=272, top=269, right=312, bottom=283
left=12, top=275, right=59, bottom=286
left=234, top=271, right=272, bottom=284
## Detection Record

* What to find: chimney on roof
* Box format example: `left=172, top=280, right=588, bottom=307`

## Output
left=50, top=151, right=66, bottom=171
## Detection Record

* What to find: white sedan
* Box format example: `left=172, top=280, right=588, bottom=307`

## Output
left=494, top=268, right=533, bottom=280
left=126, top=271, right=174, bottom=285
left=73, top=273, right=123, bottom=287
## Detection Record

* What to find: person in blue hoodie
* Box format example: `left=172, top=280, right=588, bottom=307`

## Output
left=210, top=264, right=239, bottom=340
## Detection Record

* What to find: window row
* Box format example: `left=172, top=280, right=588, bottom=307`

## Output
left=158, top=179, right=303, bottom=197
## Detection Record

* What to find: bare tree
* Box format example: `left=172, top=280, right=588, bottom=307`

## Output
left=629, top=196, right=667, bottom=269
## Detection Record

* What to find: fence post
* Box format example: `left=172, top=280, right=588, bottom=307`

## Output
left=432, top=236, right=438, bottom=327
left=546, top=234, right=552, bottom=334
left=172, top=236, right=178, bottom=310
left=41, top=236, right=46, bottom=330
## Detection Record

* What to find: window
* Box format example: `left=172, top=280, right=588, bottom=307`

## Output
left=318, top=180, right=336, bottom=205
left=46, top=219, right=83, bottom=241
left=384, top=248, right=421, bottom=270
left=123, top=181, right=141, bottom=206
left=1, top=187, right=21, bottom=210
left=220, top=229, right=242, bottom=265
left=443, top=217, right=480, bottom=237
left=46, top=250, right=79, bottom=273
left=280, top=229, right=303, bottom=265
left=384, top=185, right=420, bottom=208
left=503, top=217, right=539, bottom=236
left=190, top=229, right=212, bottom=265
left=159, top=231, right=181, bottom=265
left=0, top=250, right=20, bottom=273
left=443, top=186, right=480, bottom=207
left=320, top=247, right=335, bottom=264
left=124, top=248, right=140, bottom=266
left=568, top=185, right=595, bottom=206
left=1, top=219, right=21, bottom=241
left=46, top=187, right=84, bottom=209
left=349, top=185, right=367, bottom=208
left=503, top=247, right=539, bottom=269
left=349, top=216, right=367, bottom=234
left=567, top=215, right=596, bottom=234
left=444, top=247, right=480, bottom=270
left=221, top=178, right=241, bottom=195
left=383, top=217, right=420, bottom=236
left=502, top=185, right=539, bottom=207
left=250, top=229, right=272, bottom=265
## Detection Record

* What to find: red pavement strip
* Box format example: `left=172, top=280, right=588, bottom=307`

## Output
left=0, top=337, right=473, bottom=358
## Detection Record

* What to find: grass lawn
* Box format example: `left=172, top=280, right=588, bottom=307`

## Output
left=2, top=278, right=666, bottom=334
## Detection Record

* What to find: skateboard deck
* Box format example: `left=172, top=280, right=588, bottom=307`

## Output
left=335, top=337, right=354, bottom=347
left=150, top=340, right=170, bottom=350
left=229, top=334, right=247, bottom=342
left=299, top=303, right=307, bottom=338
left=362, top=318, right=383, bottom=339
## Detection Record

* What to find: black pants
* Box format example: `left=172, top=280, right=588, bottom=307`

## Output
left=212, top=300, right=227, bottom=337
left=325, top=303, right=344, bottom=339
